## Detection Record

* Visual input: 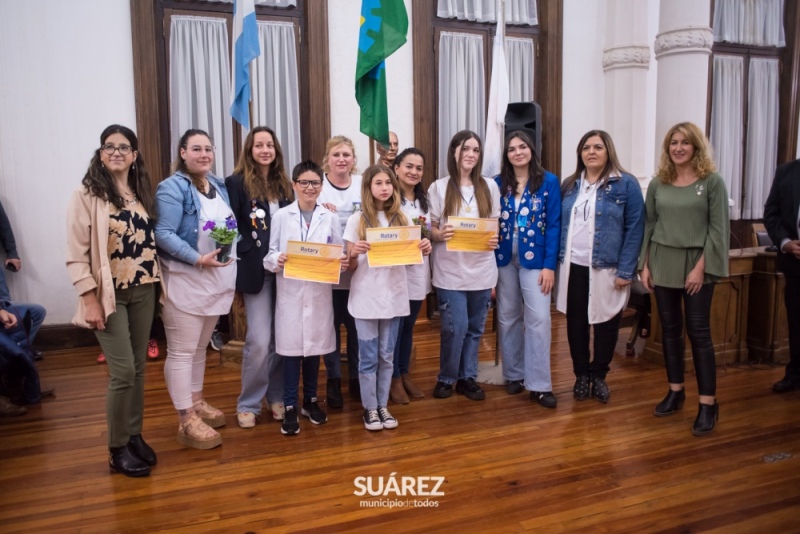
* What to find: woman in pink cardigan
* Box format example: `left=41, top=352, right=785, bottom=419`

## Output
left=66, top=125, right=160, bottom=478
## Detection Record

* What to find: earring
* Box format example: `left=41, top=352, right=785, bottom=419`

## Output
left=132, top=164, right=136, bottom=170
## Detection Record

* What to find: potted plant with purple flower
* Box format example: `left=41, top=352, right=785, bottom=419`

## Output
left=203, top=215, right=238, bottom=262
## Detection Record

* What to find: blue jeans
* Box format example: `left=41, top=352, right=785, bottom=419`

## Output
left=0, top=266, right=10, bottom=302
left=436, top=288, right=492, bottom=384
left=393, top=300, right=424, bottom=378
left=282, top=356, right=320, bottom=408
left=356, top=317, right=401, bottom=410
left=323, top=290, right=359, bottom=380
left=496, top=240, right=552, bottom=392
left=238, top=277, right=284, bottom=414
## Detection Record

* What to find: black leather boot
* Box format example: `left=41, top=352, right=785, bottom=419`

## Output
left=326, top=378, right=343, bottom=409
left=691, top=401, right=719, bottom=436
left=128, top=434, right=157, bottom=466
left=109, top=443, right=151, bottom=477
left=653, top=389, right=686, bottom=417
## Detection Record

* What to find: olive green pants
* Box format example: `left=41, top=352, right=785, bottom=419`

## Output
left=94, top=283, right=156, bottom=448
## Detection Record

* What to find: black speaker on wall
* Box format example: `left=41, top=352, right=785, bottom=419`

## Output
left=505, top=102, right=542, bottom=156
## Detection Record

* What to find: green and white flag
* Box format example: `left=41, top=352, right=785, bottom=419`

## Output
left=355, top=0, right=408, bottom=146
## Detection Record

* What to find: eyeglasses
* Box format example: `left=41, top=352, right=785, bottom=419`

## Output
left=295, top=180, right=323, bottom=189
left=101, top=144, right=132, bottom=155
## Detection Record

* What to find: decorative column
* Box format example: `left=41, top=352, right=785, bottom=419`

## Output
left=603, top=0, right=651, bottom=182
left=653, top=0, right=712, bottom=153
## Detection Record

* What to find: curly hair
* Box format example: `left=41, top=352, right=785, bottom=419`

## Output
left=81, top=124, right=156, bottom=218
left=656, top=122, right=717, bottom=183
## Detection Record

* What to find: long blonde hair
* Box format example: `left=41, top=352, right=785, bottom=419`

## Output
left=233, top=126, right=293, bottom=202
left=322, top=135, right=359, bottom=175
left=443, top=130, right=492, bottom=218
left=356, top=165, right=408, bottom=240
left=656, top=122, right=717, bottom=183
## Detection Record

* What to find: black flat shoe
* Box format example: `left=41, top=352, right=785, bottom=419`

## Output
left=109, top=443, right=150, bottom=477
left=653, top=389, right=686, bottom=417
left=506, top=380, right=525, bottom=395
left=591, top=376, right=610, bottom=403
left=128, top=434, right=157, bottom=466
left=573, top=375, right=590, bottom=401
left=691, top=401, right=719, bottom=436
left=772, top=377, right=800, bottom=393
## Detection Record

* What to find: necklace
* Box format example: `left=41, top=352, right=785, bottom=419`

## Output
left=460, top=189, right=474, bottom=213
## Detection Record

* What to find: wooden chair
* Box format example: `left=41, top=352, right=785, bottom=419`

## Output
left=752, top=222, right=773, bottom=247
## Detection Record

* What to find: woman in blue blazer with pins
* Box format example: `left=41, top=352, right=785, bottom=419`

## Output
left=495, top=130, right=561, bottom=407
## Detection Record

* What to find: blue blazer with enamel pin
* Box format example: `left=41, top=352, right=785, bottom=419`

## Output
left=225, top=173, right=291, bottom=294
left=495, top=171, right=561, bottom=270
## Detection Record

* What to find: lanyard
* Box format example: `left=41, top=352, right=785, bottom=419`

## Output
left=299, top=205, right=317, bottom=242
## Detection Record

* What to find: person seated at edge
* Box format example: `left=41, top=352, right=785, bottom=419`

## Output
left=155, top=129, right=236, bottom=450
left=495, top=130, right=561, bottom=408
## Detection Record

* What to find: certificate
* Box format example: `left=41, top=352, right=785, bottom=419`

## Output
left=446, top=217, right=499, bottom=252
left=366, top=226, right=423, bottom=267
left=283, top=241, right=343, bottom=284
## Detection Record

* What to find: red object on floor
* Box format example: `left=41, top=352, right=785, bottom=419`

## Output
left=147, top=339, right=159, bottom=359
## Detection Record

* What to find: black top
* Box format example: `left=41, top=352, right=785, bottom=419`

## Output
left=0, top=200, right=18, bottom=259
left=764, top=158, right=800, bottom=277
left=225, top=173, right=292, bottom=293
left=108, top=208, right=160, bottom=290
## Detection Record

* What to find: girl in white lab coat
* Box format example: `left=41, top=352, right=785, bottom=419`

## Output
left=344, top=165, right=432, bottom=431
left=264, top=160, right=348, bottom=436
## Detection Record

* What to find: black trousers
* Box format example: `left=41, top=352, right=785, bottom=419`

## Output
left=653, top=283, right=716, bottom=396
left=566, top=264, right=623, bottom=379
left=784, top=275, right=800, bottom=380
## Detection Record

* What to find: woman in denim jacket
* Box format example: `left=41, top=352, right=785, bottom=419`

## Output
left=494, top=130, right=561, bottom=408
left=555, top=130, right=644, bottom=404
left=155, top=129, right=236, bottom=450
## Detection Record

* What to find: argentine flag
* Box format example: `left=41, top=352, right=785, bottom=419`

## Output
left=230, top=0, right=260, bottom=129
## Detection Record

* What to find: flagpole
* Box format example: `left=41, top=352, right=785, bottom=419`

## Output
left=248, top=61, right=254, bottom=130
left=369, top=137, right=376, bottom=166
left=497, top=0, right=506, bottom=160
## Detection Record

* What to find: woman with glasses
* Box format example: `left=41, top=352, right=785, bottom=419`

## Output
left=317, top=136, right=362, bottom=408
left=640, top=122, right=729, bottom=435
left=495, top=130, right=561, bottom=408
left=155, top=129, right=236, bottom=450
left=555, top=130, right=644, bottom=404
left=264, top=160, right=348, bottom=435
left=225, top=127, right=293, bottom=429
left=67, top=125, right=159, bottom=477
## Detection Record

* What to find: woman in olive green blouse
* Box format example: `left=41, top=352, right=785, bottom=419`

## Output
left=639, top=122, right=729, bottom=436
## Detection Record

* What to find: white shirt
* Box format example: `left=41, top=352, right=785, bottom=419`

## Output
left=160, top=192, right=236, bottom=316
left=428, top=176, right=501, bottom=291
left=317, top=173, right=362, bottom=289
left=399, top=197, right=432, bottom=300
left=343, top=211, right=410, bottom=319
left=570, top=178, right=601, bottom=267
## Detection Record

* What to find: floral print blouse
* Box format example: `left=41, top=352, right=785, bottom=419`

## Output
left=108, top=206, right=160, bottom=289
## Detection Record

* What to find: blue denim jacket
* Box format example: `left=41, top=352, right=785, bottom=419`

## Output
left=558, top=172, right=645, bottom=280
left=154, top=171, right=231, bottom=265
left=495, top=171, right=561, bottom=270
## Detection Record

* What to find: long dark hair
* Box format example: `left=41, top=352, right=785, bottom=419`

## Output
left=393, top=147, right=428, bottom=213
left=499, top=130, right=545, bottom=197
left=172, top=128, right=213, bottom=192
left=443, top=130, right=492, bottom=218
left=234, top=126, right=293, bottom=202
left=81, top=124, right=156, bottom=218
left=561, top=129, right=627, bottom=195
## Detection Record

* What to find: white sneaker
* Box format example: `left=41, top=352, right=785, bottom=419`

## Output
left=378, top=406, right=398, bottom=429
left=237, top=411, right=257, bottom=429
left=269, top=402, right=286, bottom=421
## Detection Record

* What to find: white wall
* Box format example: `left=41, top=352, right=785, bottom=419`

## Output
left=327, top=0, right=415, bottom=169
left=0, top=0, right=137, bottom=324
left=561, top=0, right=607, bottom=176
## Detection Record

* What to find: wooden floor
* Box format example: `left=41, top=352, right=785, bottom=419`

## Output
left=2, top=315, right=799, bottom=533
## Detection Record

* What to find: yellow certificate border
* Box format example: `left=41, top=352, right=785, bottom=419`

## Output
left=446, top=217, right=498, bottom=253
left=365, top=225, right=423, bottom=267
left=283, top=241, right=343, bottom=284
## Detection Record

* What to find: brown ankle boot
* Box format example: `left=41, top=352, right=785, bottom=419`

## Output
left=402, top=374, right=425, bottom=399
left=390, top=378, right=410, bottom=404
